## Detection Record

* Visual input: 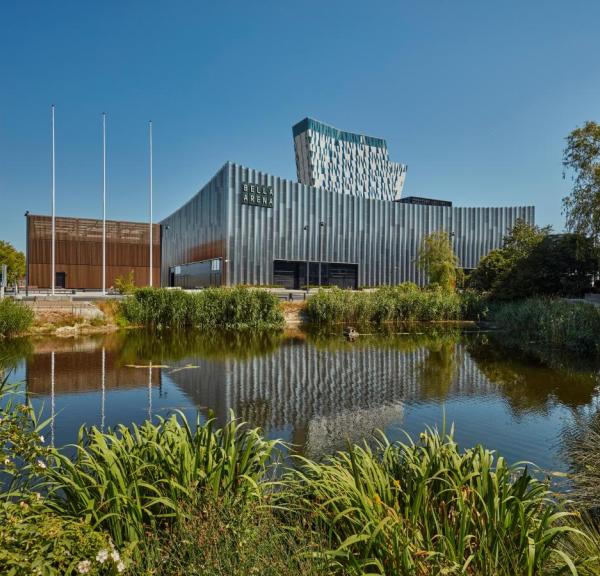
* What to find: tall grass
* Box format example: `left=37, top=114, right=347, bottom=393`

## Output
left=280, top=427, right=585, bottom=575
left=142, top=498, right=328, bottom=576
left=118, top=287, right=284, bottom=329
left=0, top=299, right=34, bottom=337
left=1, top=379, right=594, bottom=573
left=492, top=297, right=600, bottom=358
left=306, top=285, right=487, bottom=324
left=41, top=413, right=279, bottom=547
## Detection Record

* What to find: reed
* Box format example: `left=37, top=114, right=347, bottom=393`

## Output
left=0, top=299, right=34, bottom=337
left=41, top=413, right=279, bottom=547
left=118, top=287, right=285, bottom=329
left=279, top=426, right=584, bottom=575
left=492, top=297, right=600, bottom=358
left=306, top=285, right=484, bottom=324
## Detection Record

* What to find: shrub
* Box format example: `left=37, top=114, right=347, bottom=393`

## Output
left=0, top=299, right=34, bottom=337
left=118, top=287, right=284, bottom=329
left=492, top=297, right=600, bottom=358
left=0, top=497, right=127, bottom=575
left=41, top=414, right=279, bottom=547
left=280, top=427, right=583, bottom=575
left=305, top=284, right=481, bottom=324
left=113, top=271, right=136, bottom=295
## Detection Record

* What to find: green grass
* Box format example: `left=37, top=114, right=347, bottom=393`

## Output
left=0, top=299, right=34, bottom=337
left=141, top=498, right=327, bottom=576
left=492, top=297, right=600, bottom=358
left=118, top=287, right=284, bottom=329
left=306, top=284, right=488, bottom=324
left=279, top=426, right=587, bottom=575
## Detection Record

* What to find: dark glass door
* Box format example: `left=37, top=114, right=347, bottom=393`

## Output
left=55, top=272, right=66, bottom=289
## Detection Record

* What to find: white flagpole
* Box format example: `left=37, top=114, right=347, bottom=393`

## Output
left=149, top=120, right=153, bottom=287
left=102, top=112, right=107, bottom=295
left=51, top=105, right=56, bottom=295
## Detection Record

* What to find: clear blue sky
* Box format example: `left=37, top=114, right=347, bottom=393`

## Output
left=2, top=0, right=600, bottom=252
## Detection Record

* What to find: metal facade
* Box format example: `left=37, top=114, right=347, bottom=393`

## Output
left=161, top=162, right=535, bottom=288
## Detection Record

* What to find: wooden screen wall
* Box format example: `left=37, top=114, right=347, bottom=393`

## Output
left=27, top=215, right=161, bottom=289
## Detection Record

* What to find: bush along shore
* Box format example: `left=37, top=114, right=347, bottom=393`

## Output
left=305, top=284, right=488, bottom=324
left=1, top=379, right=599, bottom=575
left=118, top=286, right=285, bottom=329
left=0, top=298, right=34, bottom=338
left=491, top=297, right=600, bottom=359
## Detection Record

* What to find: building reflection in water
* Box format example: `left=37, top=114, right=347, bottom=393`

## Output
left=19, top=330, right=600, bottom=459
left=165, top=337, right=498, bottom=456
left=26, top=338, right=161, bottom=438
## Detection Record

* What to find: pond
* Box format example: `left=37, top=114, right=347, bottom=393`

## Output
left=1, top=326, right=599, bottom=475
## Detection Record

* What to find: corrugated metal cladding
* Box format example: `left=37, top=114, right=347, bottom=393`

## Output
left=161, top=161, right=534, bottom=287
left=160, top=166, right=228, bottom=286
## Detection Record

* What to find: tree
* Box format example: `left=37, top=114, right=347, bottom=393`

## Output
left=467, top=218, right=599, bottom=298
left=416, top=230, right=460, bottom=292
left=510, top=233, right=599, bottom=297
left=502, top=218, right=551, bottom=260
left=563, top=121, right=600, bottom=240
left=467, top=249, right=509, bottom=292
left=0, top=241, right=25, bottom=285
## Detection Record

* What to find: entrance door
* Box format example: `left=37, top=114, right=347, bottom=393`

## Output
left=55, top=272, right=66, bottom=289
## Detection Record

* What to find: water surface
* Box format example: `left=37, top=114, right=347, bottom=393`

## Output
left=2, top=327, right=598, bottom=474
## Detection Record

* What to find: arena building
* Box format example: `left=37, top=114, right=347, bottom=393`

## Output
left=160, top=118, right=534, bottom=289
left=25, top=118, right=534, bottom=291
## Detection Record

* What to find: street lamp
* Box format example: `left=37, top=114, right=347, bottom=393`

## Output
left=318, top=221, right=325, bottom=287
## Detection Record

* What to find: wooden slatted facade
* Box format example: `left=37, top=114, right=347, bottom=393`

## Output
left=27, top=215, right=160, bottom=290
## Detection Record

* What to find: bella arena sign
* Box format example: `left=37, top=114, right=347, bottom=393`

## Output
left=241, top=183, right=274, bottom=207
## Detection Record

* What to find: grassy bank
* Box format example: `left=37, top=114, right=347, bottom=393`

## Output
left=492, top=297, right=600, bottom=358
left=1, top=377, right=598, bottom=575
left=306, top=284, right=487, bottom=324
left=0, top=299, right=34, bottom=337
left=118, top=286, right=285, bottom=329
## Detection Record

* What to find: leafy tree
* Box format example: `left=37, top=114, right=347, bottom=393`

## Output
left=0, top=241, right=25, bottom=285
left=509, top=233, right=599, bottom=297
left=416, top=230, right=460, bottom=292
left=468, top=218, right=599, bottom=298
left=502, top=218, right=551, bottom=260
left=563, top=121, right=600, bottom=240
left=467, top=249, right=509, bottom=292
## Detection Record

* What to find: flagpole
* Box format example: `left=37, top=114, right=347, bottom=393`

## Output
left=51, top=105, right=56, bottom=295
left=102, top=112, right=107, bottom=295
left=149, top=120, right=153, bottom=287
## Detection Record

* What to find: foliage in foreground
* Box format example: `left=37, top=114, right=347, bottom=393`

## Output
left=280, top=427, right=587, bottom=575
left=0, top=497, right=124, bottom=576
left=492, top=297, right=600, bottom=358
left=118, top=286, right=285, bottom=329
left=0, top=299, right=34, bottom=337
left=1, top=375, right=598, bottom=574
left=564, top=406, right=600, bottom=512
left=141, top=498, right=327, bottom=576
left=41, top=414, right=278, bottom=547
left=305, top=284, right=488, bottom=324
